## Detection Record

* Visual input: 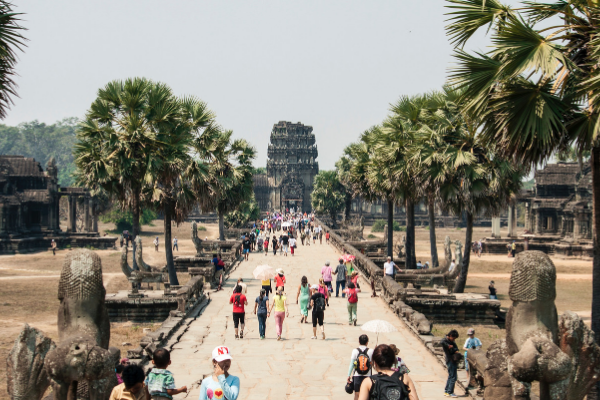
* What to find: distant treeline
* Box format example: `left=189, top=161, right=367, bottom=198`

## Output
left=0, top=117, right=78, bottom=186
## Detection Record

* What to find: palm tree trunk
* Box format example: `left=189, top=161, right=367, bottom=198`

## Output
left=331, top=209, right=337, bottom=229
left=428, top=196, right=439, bottom=267
left=454, top=211, right=473, bottom=293
left=387, top=199, right=394, bottom=258
left=131, top=190, right=140, bottom=271
left=218, top=211, right=225, bottom=241
left=405, top=198, right=416, bottom=269
left=164, top=205, right=179, bottom=286
left=344, top=192, right=352, bottom=222
left=591, top=147, right=600, bottom=358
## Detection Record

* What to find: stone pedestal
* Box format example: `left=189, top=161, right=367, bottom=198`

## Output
left=492, top=217, right=501, bottom=238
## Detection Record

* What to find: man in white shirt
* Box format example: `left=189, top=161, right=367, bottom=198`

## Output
left=383, top=256, right=400, bottom=278
left=347, top=334, right=374, bottom=400
left=449, top=259, right=456, bottom=273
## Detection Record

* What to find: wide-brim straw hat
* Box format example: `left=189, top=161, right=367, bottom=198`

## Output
left=276, top=268, right=285, bottom=274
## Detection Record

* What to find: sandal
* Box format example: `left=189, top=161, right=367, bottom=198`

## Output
left=235, top=334, right=239, bottom=340
left=240, top=332, right=243, bottom=339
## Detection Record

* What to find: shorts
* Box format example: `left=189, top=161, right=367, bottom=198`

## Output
left=312, top=310, right=324, bottom=327
left=215, top=269, right=224, bottom=281
left=262, top=285, right=272, bottom=294
left=243, top=248, right=250, bottom=254
left=233, top=312, right=245, bottom=328
left=282, top=245, right=289, bottom=252
left=353, top=375, right=369, bottom=392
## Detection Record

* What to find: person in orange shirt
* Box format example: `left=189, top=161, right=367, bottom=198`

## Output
left=109, top=365, right=149, bottom=400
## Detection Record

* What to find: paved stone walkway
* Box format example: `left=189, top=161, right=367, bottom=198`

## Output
left=169, top=240, right=465, bottom=399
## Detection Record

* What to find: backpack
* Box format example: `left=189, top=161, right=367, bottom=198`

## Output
left=314, top=294, right=326, bottom=312
left=370, top=371, right=409, bottom=400
left=355, top=348, right=371, bottom=375
left=348, top=289, right=358, bottom=304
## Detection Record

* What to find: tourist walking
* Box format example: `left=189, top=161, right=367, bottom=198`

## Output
left=356, top=344, right=418, bottom=400
left=440, top=330, right=460, bottom=397
left=229, top=285, right=247, bottom=340
left=300, top=230, right=306, bottom=245
left=310, top=284, right=326, bottom=339
left=264, top=237, right=269, bottom=256
left=153, top=236, right=159, bottom=252
left=145, top=348, right=187, bottom=398
left=384, top=256, right=400, bottom=278
left=319, top=226, right=323, bottom=244
left=268, top=287, right=288, bottom=340
left=199, top=346, right=240, bottom=400
left=275, top=268, right=286, bottom=292
left=254, top=289, right=269, bottom=339
left=242, top=235, right=251, bottom=261
left=261, top=277, right=272, bottom=296
left=272, top=236, right=278, bottom=255
left=305, top=226, right=311, bottom=246
left=345, top=282, right=360, bottom=325
left=347, top=334, right=373, bottom=400
left=321, top=261, right=333, bottom=293
left=235, top=278, right=247, bottom=294
left=333, top=258, right=347, bottom=297
left=296, top=276, right=311, bottom=323
left=51, top=239, right=57, bottom=255
left=389, top=344, right=410, bottom=374
left=318, top=278, right=330, bottom=307
left=289, top=235, right=296, bottom=256
left=511, top=241, right=517, bottom=257
left=172, top=237, right=178, bottom=251
left=281, top=232, right=289, bottom=256
left=212, top=254, right=225, bottom=291
left=325, top=230, right=330, bottom=244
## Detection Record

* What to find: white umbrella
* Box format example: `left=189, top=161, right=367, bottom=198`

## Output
left=361, top=319, right=398, bottom=344
left=253, top=265, right=276, bottom=281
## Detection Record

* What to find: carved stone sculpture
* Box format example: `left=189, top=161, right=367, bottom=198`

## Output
left=454, top=240, right=463, bottom=269
left=6, top=324, right=55, bottom=400
left=481, top=251, right=600, bottom=400
left=191, top=221, right=203, bottom=254
left=7, top=250, right=120, bottom=400
left=443, top=236, right=452, bottom=269
left=120, top=239, right=167, bottom=287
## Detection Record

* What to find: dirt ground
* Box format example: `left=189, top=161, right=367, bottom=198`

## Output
left=0, top=221, right=591, bottom=398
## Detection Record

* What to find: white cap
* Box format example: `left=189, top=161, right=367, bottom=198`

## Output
left=212, top=346, right=232, bottom=362
left=311, top=284, right=319, bottom=290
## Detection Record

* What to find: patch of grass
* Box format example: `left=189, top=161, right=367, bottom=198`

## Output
left=367, top=234, right=376, bottom=239
left=198, top=225, right=207, bottom=231
left=371, top=219, right=404, bottom=232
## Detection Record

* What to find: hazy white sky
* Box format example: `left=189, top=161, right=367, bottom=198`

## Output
left=7, top=0, right=519, bottom=169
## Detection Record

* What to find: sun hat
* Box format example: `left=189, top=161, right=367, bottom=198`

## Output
left=276, top=268, right=284, bottom=274
left=311, top=284, right=319, bottom=290
left=212, top=346, right=232, bottom=362
left=467, top=328, right=475, bottom=335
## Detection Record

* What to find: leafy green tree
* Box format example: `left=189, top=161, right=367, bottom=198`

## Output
left=252, top=166, right=266, bottom=175
left=0, top=1, right=26, bottom=119
left=225, top=194, right=260, bottom=228
left=0, top=118, right=79, bottom=186
left=311, top=170, right=346, bottom=227
left=207, top=130, right=256, bottom=240
left=335, top=155, right=354, bottom=221
left=100, top=207, right=157, bottom=232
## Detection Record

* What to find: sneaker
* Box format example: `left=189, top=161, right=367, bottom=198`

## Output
left=277, top=335, right=281, bottom=341
left=240, top=333, right=243, bottom=339
left=311, top=336, right=317, bottom=339
left=354, top=320, right=357, bottom=326
left=349, top=322, right=352, bottom=325
left=235, top=334, right=239, bottom=340
left=447, top=394, right=458, bottom=398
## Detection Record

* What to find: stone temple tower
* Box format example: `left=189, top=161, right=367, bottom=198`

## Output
left=255, top=121, right=318, bottom=213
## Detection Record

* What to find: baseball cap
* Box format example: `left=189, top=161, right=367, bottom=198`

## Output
left=467, top=328, right=475, bottom=335
left=212, top=346, right=232, bottom=362
left=311, top=284, right=319, bottom=290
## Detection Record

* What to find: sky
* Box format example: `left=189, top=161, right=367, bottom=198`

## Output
left=6, top=0, right=520, bottom=170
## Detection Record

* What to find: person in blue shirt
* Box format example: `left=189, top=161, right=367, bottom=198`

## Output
left=212, top=254, right=224, bottom=291
left=199, top=346, right=240, bottom=400
left=463, top=328, right=482, bottom=390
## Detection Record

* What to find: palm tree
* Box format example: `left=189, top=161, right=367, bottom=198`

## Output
left=311, top=170, right=346, bottom=227
left=335, top=155, right=354, bottom=222
left=445, top=0, right=600, bottom=329
left=0, top=1, right=26, bottom=120
left=146, top=95, right=217, bottom=285
left=207, top=130, right=256, bottom=241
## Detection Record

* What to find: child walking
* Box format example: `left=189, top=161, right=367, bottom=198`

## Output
left=145, top=348, right=187, bottom=399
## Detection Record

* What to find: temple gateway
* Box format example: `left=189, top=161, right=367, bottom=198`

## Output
left=253, top=121, right=319, bottom=213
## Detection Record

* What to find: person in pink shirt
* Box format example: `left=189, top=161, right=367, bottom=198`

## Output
left=318, top=278, right=330, bottom=307
left=321, top=261, right=333, bottom=293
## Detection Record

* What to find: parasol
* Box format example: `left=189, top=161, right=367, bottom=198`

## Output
left=343, top=254, right=355, bottom=263
left=361, top=319, right=398, bottom=344
left=253, top=265, right=276, bottom=281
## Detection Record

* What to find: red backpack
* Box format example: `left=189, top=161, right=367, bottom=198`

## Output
left=348, top=289, right=358, bottom=304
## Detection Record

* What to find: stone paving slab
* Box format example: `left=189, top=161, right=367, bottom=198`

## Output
left=168, top=240, right=466, bottom=399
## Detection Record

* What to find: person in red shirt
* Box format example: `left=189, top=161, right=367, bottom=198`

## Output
left=275, top=269, right=286, bottom=292
left=229, top=285, right=248, bottom=339
left=325, top=231, right=330, bottom=244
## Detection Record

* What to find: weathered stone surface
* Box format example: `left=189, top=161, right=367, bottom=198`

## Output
left=7, top=324, right=55, bottom=400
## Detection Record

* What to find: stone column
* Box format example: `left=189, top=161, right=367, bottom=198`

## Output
left=508, top=205, right=515, bottom=237
left=0, top=204, right=5, bottom=234
left=83, top=197, right=90, bottom=233
left=492, top=217, right=501, bottom=238
left=524, top=202, right=531, bottom=231
left=16, top=205, right=22, bottom=232
left=67, top=195, right=77, bottom=233
left=574, top=215, right=580, bottom=242
left=534, top=210, right=542, bottom=234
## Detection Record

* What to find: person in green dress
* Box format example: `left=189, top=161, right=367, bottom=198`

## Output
left=296, top=275, right=311, bottom=324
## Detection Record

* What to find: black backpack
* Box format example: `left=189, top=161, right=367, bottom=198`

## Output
left=314, top=294, right=326, bottom=312
left=370, top=371, right=409, bottom=400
